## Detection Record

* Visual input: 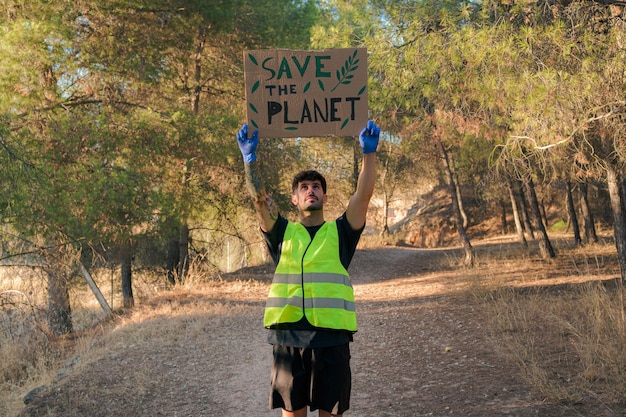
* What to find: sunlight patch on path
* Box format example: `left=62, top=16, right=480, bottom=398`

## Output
left=354, top=271, right=473, bottom=302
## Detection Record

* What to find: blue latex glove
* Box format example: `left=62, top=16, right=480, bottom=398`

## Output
left=359, top=120, right=380, bottom=154
left=236, top=123, right=259, bottom=163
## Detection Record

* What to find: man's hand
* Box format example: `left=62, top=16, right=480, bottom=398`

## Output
left=236, top=123, right=259, bottom=163
left=359, top=120, right=380, bottom=154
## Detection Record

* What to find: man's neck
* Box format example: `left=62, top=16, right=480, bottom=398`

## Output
left=299, top=210, right=324, bottom=227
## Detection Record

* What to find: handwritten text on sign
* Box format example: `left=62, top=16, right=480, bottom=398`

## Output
left=244, top=48, right=368, bottom=138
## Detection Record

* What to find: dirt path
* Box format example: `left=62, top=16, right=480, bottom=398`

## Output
left=18, top=245, right=598, bottom=416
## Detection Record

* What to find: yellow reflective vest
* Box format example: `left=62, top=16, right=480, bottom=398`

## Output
left=264, top=220, right=357, bottom=332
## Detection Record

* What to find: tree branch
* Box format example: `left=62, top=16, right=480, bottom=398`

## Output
left=12, top=97, right=169, bottom=129
left=511, top=101, right=626, bottom=151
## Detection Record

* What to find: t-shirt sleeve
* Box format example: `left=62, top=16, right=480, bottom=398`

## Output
left=262, top=215, right=288, bottom=266
left=336, top=212, right=364, bottom=269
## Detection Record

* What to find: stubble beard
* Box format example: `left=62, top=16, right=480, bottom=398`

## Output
left=302, top=197, right=323, bottom=212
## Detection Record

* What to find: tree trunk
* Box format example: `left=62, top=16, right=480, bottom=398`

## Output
left=516, top=179, right=535, bottom=240
left=381, top=189, right=390, bottom=236
left=175, top=24, right=208, bottom=284
left=379, top=155, right=390, bottom=236
left=450, top=158, right=468, bottom=229
left=565, top=180, right=582, bottom=246
left=578, top=181, right=598, bottom=244
left=121, top=242, right=134, bottom=308
left=524, top=177, right=556, bottom=259
left=508, top=179, right=528, bottom=248
left=166, top=236, right=180, bottom=285
left=178, top=223, right=189, bottom=282
left=540, top=194, right=548, bottom=230
left=622, top=179, right=626, bottom=216
left=438, top=141, right=475, bottom=266
left=79, top=263, right=112, bottom=316
left=47, top=269, right=73, bottom=335
left=606, top=165, right=626, bottom=281
left=499, top=199, right=508, bottom=235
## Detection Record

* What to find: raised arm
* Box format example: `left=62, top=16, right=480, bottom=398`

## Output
left=237, top=124, right=279, bottom=233
left=346, top=120, right=380, bottom=230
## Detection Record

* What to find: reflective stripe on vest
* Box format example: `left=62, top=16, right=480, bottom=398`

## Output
left=263, top=221, right=357, bottom=332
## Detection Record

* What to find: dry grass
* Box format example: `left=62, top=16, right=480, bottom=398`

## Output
left=0, top=269, right=60, bottom=417
left=0, top=263, right=268, bottom=417
left=3, top=234, right=626, bottom=415
left=475, top=236, right=626, bottom=410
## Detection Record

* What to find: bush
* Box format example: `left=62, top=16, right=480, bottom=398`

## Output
left=0, top=291, right=55, bottom=382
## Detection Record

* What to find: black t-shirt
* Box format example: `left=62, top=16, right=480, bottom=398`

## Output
left=262, top=212, right=364, bottom=348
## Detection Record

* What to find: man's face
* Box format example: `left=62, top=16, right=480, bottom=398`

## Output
left=292, top=180, right=327, bottom=212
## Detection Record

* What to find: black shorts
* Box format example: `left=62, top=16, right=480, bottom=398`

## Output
left=270, top=343, right=351, bottom=414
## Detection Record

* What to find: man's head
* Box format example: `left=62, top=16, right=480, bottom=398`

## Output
left=291, top=170, right=327, bottom=194
left=291, top=170, right=327, bottom=213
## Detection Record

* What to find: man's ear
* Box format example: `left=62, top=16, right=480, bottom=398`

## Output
left=291, top=193, right=298, bottom=206
left=322, top=194, right=328, bottom=204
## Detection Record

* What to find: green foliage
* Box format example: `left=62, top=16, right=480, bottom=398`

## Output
left=2, top=0, right=626, bottom=275
left=236, top=0, right=319, bottom=49
left=0, top=0, right=321, bottom=273
left=311, top=0, right=382, bottom=48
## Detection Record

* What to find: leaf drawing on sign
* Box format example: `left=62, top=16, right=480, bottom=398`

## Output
left=248, top=53, right=258, bottom=66
left=303, top=82, right=311, bottom=93
left=318, top=79, right=325, bottom=92
left=251, top=80, right=260, bottom=94
left=250, top=119, right=258, bottom=128
left=331, top=49, right=359, bottom=92
left=249, top=103, right=258, bottom=114
left=340, top=118, right=350, bottom=130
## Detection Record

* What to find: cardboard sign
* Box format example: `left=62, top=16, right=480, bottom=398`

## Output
left=244, top=48, right=368, bottom=138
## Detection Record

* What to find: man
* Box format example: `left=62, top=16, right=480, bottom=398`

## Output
left=236, top=120, right=380, bottom=417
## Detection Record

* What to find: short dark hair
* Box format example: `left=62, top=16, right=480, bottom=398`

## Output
left=292, top=170, right=327, bottom=194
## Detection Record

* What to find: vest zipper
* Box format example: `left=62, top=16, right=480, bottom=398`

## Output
left=300, top=239, right=313, bottom=314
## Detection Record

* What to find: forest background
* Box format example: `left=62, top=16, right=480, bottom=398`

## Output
left=2, top=0, right=626, bottom=414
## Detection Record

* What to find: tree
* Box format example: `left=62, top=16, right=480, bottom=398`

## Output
left=376, top=138, right=415, bottom=236
left=565, top=180, right=582, bottom=246
left=524, top=175, right=556, bottom=258
left=0, top=0, right=321, bottom=321
left=578, top=181, right=598, bottom=244
left=504, top=1, right=626, bottom=275
left=437, top=135, right=476, bottom=265
left=364, top=1, right=486, bottom=264
left=506, top=178, right=528, bottom=247
left=566, top=3, right=626, bottom=278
